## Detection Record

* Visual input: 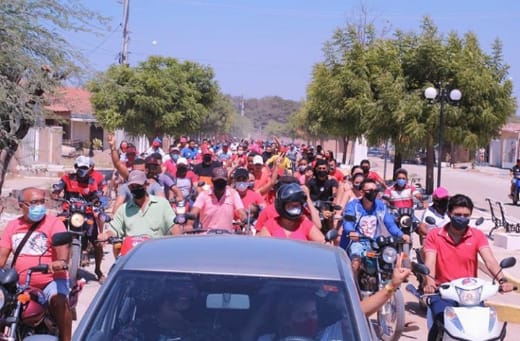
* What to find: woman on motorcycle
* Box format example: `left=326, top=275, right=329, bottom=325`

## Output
left=257, top=183, right=325, bottom=242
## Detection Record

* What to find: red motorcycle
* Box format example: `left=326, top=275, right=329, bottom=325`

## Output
left=0, top=232, right=84, bottom=340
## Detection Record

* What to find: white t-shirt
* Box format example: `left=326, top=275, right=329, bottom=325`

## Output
left=420, top=205, right=450, bottom=231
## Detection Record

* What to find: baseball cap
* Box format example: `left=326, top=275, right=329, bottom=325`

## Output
left=433, top=186, right=449, bottom=199
left=177, top=157, right=188, bottom=165
left=145, top=156, right=159, bottom=165
left=212, top=167, right=228, bottom=181
left=75, top=155, right=90, bottom=168
left=152, top=137, right=161, bottom=147
left=233, top=168, right=249, bottom=180
left=128, top=170, right=147, bottom=186
left=253, top=155, right=263, bottom=165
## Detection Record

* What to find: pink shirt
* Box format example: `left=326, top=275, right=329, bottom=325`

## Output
left=239, top=189, right=265, bottom=210
left=194, top=187, right=244, bottom=230
left=0, top=215, right=67, bottom=289
left=263, top=216, right=313, bottom=241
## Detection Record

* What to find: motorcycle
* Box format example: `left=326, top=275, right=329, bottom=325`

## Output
left=53, top=196, right=111, bottom=287
left=0, top=232, right=84, bottom=340
left=313, top=199, right=343, bottom=233
left=343, top=214, right=406, bottom=341
left=512, top=173, right=520, bottom=205
left=407, top=258, right=518, bottom=341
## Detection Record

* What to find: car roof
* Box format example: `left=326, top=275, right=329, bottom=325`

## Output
left=120, top=235, right=346, bottom=280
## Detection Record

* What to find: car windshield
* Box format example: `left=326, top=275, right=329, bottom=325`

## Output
left=82, top=270, right=361, bottom=341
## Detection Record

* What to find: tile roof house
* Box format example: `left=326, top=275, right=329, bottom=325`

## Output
left=44, top=87, right=105, bottom=148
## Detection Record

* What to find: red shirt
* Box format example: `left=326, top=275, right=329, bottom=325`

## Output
left=330, top=169, right=345, bottom=183
left=367, top=171, right=385, bottom=184
left=263, top=216, right=313, bottom=241
left=0, top=215, right=68, bottom=289
left=256, top=204, right=277, bottom=230
left=424, top=225, right=489, bottom=284
left=90, top=170, right=107, bottom=189
left=239, top=189, right=265, bottom=210
left=384, top=184, right=418, bottom=209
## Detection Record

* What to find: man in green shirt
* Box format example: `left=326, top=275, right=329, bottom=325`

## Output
left=101, top=170, right=176, bottom=239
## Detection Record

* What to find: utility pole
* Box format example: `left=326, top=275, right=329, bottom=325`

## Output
left=120, top=0, right=130, bottom=65
left=240, top=96, right=245, bottom=117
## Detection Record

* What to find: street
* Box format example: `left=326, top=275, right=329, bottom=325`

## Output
left=1, top=161, right=520, bottom=340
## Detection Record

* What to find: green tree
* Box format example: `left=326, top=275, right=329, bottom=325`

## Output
left=88, top=56, right=220, bottom=141
left=0, top=0, right=107, bottom=191
left=303, top=25, right=373, bottom=164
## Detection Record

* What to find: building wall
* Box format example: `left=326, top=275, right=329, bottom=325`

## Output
left=10, top=126, right=63, bottom=171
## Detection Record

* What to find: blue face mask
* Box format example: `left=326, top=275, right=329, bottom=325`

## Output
left=170, top=153, right=179, bottom=161
left=28, top=204, right=46, bottom=222
left=450, top=215, right=470, bottom=231
left=396, top=179, right=407, bottom=187
left=235, top=182, right=249, bottom=192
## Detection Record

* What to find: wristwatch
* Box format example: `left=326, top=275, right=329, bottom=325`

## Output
left=384, top=283, right=396, bottom=295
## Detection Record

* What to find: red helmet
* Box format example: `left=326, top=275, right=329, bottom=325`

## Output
left=21, top=288, right=46, bottom=327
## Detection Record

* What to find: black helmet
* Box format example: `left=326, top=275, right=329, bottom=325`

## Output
left=275, top=183, right=307, bottom=221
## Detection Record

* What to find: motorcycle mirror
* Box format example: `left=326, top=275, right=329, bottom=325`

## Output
left=325, top=229, right=339, bottom=242
left=475, top=217, right=484, bottom=226
left=381, top=194, right=391, bottom=202
left=411, top=262, right=430, bottom=275
left=499, top=257, right=516, bottom=269
left=343, top=214, right=356, bottom=222
left=51, top=232, right=73, bottom=247
left=425, top=216, right=436, bottom=225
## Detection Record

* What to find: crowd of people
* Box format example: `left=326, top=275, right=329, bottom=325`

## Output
left=1, top=135, right=516, bottom=341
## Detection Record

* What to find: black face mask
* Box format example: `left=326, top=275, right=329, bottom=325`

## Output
left=213, top=179, right=227, bottom=191
left=316, top=170, right=328, bottom=178
left=364, top=190, right=378, bottom=202
left=203, top=155, right=212, bottom=163
left=353, top=184, right=361, bottom=191
left=435, top=199, right=449, bottom=212
left=130, top=187, right=147, bottom=199
left=361, top=166, right=370, bottom=175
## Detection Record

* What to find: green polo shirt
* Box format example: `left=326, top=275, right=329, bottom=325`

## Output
left=109, top=195, right=176, bottom=238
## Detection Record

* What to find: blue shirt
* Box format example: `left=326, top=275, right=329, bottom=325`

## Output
left=339, top=198, right=403, bottom=249
left=181, top=147, right=198, bottom=160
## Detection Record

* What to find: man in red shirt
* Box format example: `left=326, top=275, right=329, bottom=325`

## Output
left=384, top=168, right=423, bottom=209
left=424, top=194, right=515, bottom=341
left=233, top=168, right=265, bottom=212
left=328, top=159, right=345, bottom=183
left=360, top=159, right=387, bottom=190
left=0, top=187, right=71, bottom=341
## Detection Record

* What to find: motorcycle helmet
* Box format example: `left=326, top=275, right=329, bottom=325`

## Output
left=21, top=288, right=46, bottom=327
left=275, top=183, right=307, bottom=221
left=74, top=155, right=91, bottom=179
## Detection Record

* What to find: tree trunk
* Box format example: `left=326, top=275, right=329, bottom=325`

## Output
left=425, top=135, right=435, bottom=195
left=342, top=137, right=349, bottom=165
left=393, top=150, right=403, bottom=179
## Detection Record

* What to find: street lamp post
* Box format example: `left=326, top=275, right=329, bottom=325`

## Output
left=424, top=84, right=462, bottom=188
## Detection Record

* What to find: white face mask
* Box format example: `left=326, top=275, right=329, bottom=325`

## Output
left=286, top=206, right=302, bottom=216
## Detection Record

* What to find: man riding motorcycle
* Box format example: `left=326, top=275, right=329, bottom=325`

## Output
left=384, top=168, right=423, bottom=209
left=340, top=178, right=410, bottom=277
left=52, top=155, right=105, bottom=283
left=0, top=187, right=71, bottom=341
left=306, top=159, right=339, bottom=232
left=509, top=158, right=520, bottom=199
left=423, top=194, right=515, bottom=341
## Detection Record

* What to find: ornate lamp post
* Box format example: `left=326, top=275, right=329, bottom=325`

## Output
left=424, top=84, right=462, bottom=188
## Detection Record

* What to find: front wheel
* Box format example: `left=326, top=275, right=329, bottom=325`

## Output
left=69, top=239, right=82, bottom=287
left=376, top=289, right=405, bottom=341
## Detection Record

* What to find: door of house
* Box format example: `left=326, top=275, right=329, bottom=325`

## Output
left=89, top=125, right=104, bottom=146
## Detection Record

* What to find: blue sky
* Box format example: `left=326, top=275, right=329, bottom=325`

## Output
left=72, top=0, right=520, bottom=107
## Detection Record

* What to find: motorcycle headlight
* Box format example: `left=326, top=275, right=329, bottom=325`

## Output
left=0, top=287, right=7, bottom=311
left=70, top=213, right=85, bottom=228
left=382, top=246, right=397, bottom=264
left=399, top=216, right=412, bottom=228
left=455, top=286, right=482, bottom=305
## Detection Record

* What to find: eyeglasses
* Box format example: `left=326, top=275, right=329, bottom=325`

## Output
left=21, top=199, right=45, bottom=207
